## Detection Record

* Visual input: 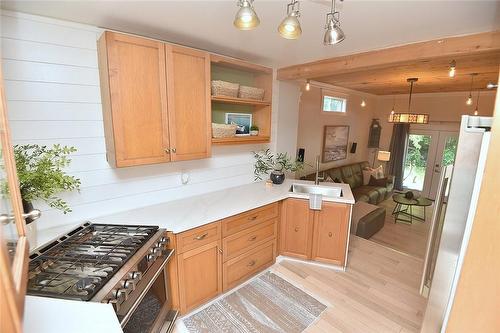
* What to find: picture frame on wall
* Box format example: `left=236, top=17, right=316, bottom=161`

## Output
left=322, top=125, right=349, bottom=162
left=225, top=113, right=252, bottom=136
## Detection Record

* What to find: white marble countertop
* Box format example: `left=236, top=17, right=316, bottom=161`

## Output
left=24, top=296, right=122, bottom=333
left=92, top=179, right=354, bottom=233
left=30, top=179, right=354, bottom=251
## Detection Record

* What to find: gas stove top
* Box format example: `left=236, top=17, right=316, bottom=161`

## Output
left=27, top=223, right=158, bottom=301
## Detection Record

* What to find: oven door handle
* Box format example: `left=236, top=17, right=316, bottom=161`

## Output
left=119, top=249, right=174, bottom=327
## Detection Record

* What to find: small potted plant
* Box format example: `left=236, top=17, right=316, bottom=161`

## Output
left=253, top=149, right=304, bottom=184
left=14, top=144, right=81, bottom=223
left=250, top=125, right=259, bottom=136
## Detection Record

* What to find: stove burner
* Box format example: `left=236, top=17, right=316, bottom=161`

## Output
left=27, top=223, right=158, bottom=301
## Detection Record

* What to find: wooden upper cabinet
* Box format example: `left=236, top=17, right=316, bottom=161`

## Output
left=166, top=45, right=211, bottom=161
left=98, top=32, right=170, bottom=167
left=98, top=32, right=211, bottom=167
left=281, top=198, right=314, bottom=259
left=311, top=202, right=350, bottom=266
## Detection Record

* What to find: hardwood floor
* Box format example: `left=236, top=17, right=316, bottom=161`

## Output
left=175, top=236, right=427, bottom=333
left=369, top=199, right=433, bottom=259
left=274, top=236, right=427, bottom=333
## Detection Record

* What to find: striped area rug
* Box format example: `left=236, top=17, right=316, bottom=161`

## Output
left=182, top=271, right=326, bottom=333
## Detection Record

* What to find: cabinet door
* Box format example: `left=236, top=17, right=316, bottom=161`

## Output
left=166, top=45, right=211, bottom=161
left=281, top=198, right=314, bottom=259
left=311, top=202, right=350, bottom=266
left=100, top=32, right=170, bottom=167
left=177, top=240, right=222, bottom=313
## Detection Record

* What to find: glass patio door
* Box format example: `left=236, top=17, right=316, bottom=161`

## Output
left=402, top=130, right=458, bottom=199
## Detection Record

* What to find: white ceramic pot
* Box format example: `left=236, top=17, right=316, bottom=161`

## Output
left=250, top=130, right=259, bottom=136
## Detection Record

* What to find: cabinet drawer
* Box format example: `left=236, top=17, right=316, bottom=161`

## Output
left=176, top=222, right=221, bottom=254
left=223, top=240, right=276, bottom=291
left=222, top=203, right=279, bottom=237
left=222, top=219, right=276, bottom=262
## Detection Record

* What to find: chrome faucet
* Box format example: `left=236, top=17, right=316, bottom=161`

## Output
left=315, top=155, right=325, bottom=185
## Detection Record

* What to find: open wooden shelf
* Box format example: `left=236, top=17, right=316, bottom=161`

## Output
left=212, top=136, right=270, bottom=145
left=211, top=95, right=271, bottom=107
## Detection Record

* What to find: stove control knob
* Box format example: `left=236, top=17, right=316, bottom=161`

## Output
left=111, top=288, right=127, bottom=302
left=146, top=253, right=156, bottom=262
left=153, top=246, right=163, bottom=255
left=122, top=279, right=135, bottom=291
left=105, top=298, right=119, bottom=311
left=129, top=271, right=142, bottom=282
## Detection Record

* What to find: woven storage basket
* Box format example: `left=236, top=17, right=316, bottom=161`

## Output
left=238, top=85, right=265, bottom=100
left=211, top=80, right=239, bottom=97
left=212, top=123, right=237, bottom=138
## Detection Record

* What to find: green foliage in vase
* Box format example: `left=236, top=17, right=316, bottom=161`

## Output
left=14, top=144, right=81, bottom=214
left=250, top=125, right=259, bottom=131
left=253, top=149, right=304, bottom=181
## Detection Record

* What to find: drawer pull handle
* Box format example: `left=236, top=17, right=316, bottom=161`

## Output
left=247, top=260, right=256, bottom=267
left=294, top=227, right=299, bottom=232
left=218, top=247, right=223, bottom=254
left=248, top=216, right=258, bottom=221
left=328, top=232, right=333, bottom=237
left=194, top=233, right=208, bottom=240
left=248, top=235, right=257, bottom=241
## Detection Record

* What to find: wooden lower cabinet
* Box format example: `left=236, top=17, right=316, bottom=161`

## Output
left=311, top=202, right=350, bottom=265
left=177, top=240, right=222, bottom=313
left=223, top=240, right=276, bottom=291
left=280, top=198, right=351, bottom=265
left=281, top=198, right=314, bottom=259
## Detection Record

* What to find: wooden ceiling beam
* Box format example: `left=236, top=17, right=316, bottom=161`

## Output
left=277, top=31, right=500, bottom=81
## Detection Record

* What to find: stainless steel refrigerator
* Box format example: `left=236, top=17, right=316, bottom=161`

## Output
left=421, top=115, right=492, bottom=332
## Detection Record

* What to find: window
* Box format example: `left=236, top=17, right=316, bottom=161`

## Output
left=322, top=93, right=347, bottom=113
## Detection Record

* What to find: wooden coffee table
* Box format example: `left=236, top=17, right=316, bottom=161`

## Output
left=392, top=193, right=432, bottom=224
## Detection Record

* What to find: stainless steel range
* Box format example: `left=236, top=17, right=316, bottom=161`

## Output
left=27, top=222, right=178, bottom=333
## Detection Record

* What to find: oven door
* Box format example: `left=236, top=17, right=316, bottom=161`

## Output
left=119, top=250, right=178, bottom=333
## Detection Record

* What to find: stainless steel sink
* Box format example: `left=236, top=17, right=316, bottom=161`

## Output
left=289, top=183, right=342, bottom=198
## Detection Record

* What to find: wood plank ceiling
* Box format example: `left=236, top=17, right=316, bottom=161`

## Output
left=277, top=31, right=500, bottom=95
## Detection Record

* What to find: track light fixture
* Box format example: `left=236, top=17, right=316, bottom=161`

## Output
left=449, top=60, right=456, bottom=78
left=323, top=0, right=345, bottom=46
left=486, top=82, right=498, bottom=89
left=466, top=73, right=477, bottom=106
left=278, top=0, right=302, bottom=39
left=474, top=90, right=480, bottom=116
left=234, top=0, right=260, bottom=30
left=305, top=79, right=311, bottom=91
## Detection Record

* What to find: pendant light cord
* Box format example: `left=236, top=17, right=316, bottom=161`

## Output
left=408, top=81, right=414, bottom=112
left=476, top=90, right=481, bottom=109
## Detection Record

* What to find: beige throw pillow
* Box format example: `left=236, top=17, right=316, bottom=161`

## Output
left=362, top=166, right=384, bottom=185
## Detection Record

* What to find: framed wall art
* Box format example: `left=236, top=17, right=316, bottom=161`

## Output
left=322, top=125, right=349, bottom=162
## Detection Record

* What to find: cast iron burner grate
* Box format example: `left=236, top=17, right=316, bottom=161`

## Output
left=27, top=223, right=158, bottom=301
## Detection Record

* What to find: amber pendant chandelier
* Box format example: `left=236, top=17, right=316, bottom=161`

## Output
left=388, top=78, right=429, bottom=124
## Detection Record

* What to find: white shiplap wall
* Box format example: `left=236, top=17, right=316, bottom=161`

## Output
left=1, top=11, right=269, bottom=230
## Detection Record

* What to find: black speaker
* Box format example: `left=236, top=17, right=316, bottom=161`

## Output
left=350, top=142, right=357, bottom=154
left=297, top=148, right=305, bottom=162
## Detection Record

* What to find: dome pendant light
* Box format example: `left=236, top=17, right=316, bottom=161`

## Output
left=234, top=0, right=260, bottom=30
left=278, top=0, right=302, bottom=39
left=323, top=0, right=345, bottom=45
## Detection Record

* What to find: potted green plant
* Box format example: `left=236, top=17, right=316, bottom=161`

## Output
left=14, top=144, right=81, bottom=223
left=253, top=149, right=304, bottom=184
left=250, top=125, right=259, bottom=136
